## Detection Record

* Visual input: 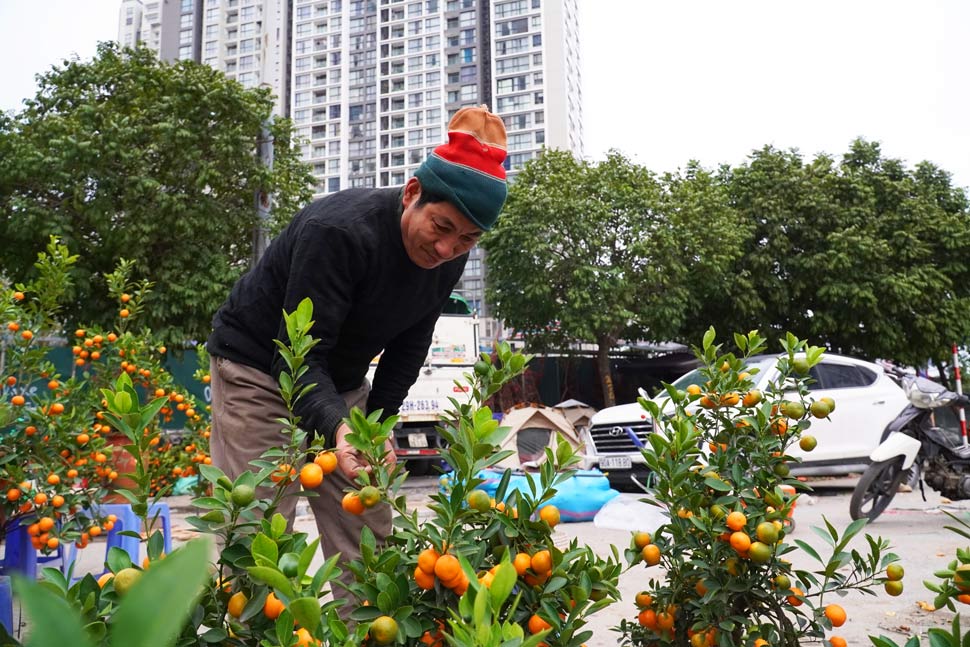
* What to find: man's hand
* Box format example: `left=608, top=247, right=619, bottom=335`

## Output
left=334, top=423, right=397, bottom=480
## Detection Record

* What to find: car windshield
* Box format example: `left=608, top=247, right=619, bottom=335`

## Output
left=669, top=357, right=775, bottom=390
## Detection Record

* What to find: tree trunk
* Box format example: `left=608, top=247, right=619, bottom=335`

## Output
left=596, top=334, right=616, bottom=407
left=934, top=357, right=953, bottom=391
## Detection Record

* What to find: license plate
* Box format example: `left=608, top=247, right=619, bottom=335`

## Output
left=408, top=432, right=429, bottom=448
left=600, top=456, right=632, bottom=470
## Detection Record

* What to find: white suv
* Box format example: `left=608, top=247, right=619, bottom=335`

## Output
left=582, top=353, right=909, bottom=490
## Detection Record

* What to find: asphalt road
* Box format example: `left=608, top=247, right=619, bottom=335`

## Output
left=20, top=475, right=970, bottom=645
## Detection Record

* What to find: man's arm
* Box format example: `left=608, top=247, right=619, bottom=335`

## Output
left=269, top=220, right=361, bottom=448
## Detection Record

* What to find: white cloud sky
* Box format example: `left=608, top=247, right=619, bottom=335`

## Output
left=578, top=0, right=970, bottom=190
left=1, top=0, right=968, bottom=190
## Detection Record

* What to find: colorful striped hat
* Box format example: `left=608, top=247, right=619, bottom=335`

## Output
left=414, top=105, right=508, bottom=231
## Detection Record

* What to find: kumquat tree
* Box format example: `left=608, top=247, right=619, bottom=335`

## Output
left=619, top=329, right=904, bottom=647
left=10, top=298, right=622, bottom=647
left=1, top=237, right=213, bottom=556
left=338, top=339, right=623, bottom=647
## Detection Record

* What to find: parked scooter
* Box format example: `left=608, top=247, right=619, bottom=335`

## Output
left=850, top=375, right=970, bottom=522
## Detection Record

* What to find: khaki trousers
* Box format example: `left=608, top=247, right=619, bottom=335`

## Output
left=208, top=356, right=391, bottom=611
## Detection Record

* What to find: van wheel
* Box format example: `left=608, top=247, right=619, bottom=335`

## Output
left=405, top=460, right=431, bottom=477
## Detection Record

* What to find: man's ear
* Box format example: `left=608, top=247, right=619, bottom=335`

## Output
left=402, top=177, right=421, bottom=207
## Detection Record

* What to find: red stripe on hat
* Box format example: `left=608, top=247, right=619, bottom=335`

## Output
left=433, top=131, right=507, bottom=181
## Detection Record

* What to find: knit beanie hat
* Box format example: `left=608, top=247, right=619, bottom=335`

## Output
left=414, top=105, right=508, bottom=231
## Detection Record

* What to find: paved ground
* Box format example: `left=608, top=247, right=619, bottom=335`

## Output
left=9, top=475, right=970, bottom=644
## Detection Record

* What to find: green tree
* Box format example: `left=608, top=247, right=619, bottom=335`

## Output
left=686, top=139, right=970, bottom=382
left=0, top=43, right=314, bottom=344
left=482, top=150, right=744, bottom=406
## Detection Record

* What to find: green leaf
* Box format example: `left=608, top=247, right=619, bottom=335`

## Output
left=247, top=566, right=296, bottom=599
left=702, top=327, right=716, bottom=352
left=198, top=464, right=227, bottom=486
left=251, top=534, right=279, bottom=567
left=298, top=537, right=320, bottom=582
left=489, top=560, right=517, bottom=611
left=289, top=597, right=322, bottom=633
left=270, top=513, right=287, bottom=539
left=14, top=576, right=96, bottom=647
left=928, top=628, right=955, bottom=647
left=106, top=546, right=134, bottom=573
left=704, top=477, right=732, bottom=492
left=108, top=538, right=211, bottom=647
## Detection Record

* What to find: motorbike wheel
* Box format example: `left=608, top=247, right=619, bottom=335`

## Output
left=849, top=456, right=906, bottom=522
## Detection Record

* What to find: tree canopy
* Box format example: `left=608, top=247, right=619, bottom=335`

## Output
left=0, top=43, right=314, bottom=344
left=684, top=139, right=970, bottom=380
left=482, top=150, right=745, bottom=405
left=485, top=141, right=970, bottom=403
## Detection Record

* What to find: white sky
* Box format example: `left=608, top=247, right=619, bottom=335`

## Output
left=1, top=0, right=968, bottom=190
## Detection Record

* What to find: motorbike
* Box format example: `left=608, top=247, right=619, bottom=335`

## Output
left=850, top=375, right=970, bottom=522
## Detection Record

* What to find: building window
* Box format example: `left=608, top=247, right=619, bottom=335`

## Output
left=496, top=18, right=528, bottom=36
left=461, top=47, right=475, bottom=63
left=328, top=178, right=340, bottom=192
left=495, top=0, right=526, bottom=17
left=496, top=75, right=527, bottom=93
left=502, top=113, right=530, bottom=130
left=497, top=94, right=529, bottom=111
left=496, top=56, right=528, bottom=73
left=459, top=84, right=477, bottom=101
left=496, top=36, right=528, bottom=55
left=508, top=132, right=531, bottom=150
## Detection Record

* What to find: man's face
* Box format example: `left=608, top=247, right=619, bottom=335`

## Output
left=400, top=178, right=483, bottom=270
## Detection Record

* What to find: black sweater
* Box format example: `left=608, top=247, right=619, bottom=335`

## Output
left=207, top=187, right=467, bottom=445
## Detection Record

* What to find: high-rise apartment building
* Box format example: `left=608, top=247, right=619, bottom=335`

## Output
left=120, top=0, right=203, bottom=62
left=201, top=0, right=291, bottom=117
left=118, top=0, right=582, bottom=329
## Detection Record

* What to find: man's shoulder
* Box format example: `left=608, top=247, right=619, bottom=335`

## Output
left=302, top=187, right=401, bottom=229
